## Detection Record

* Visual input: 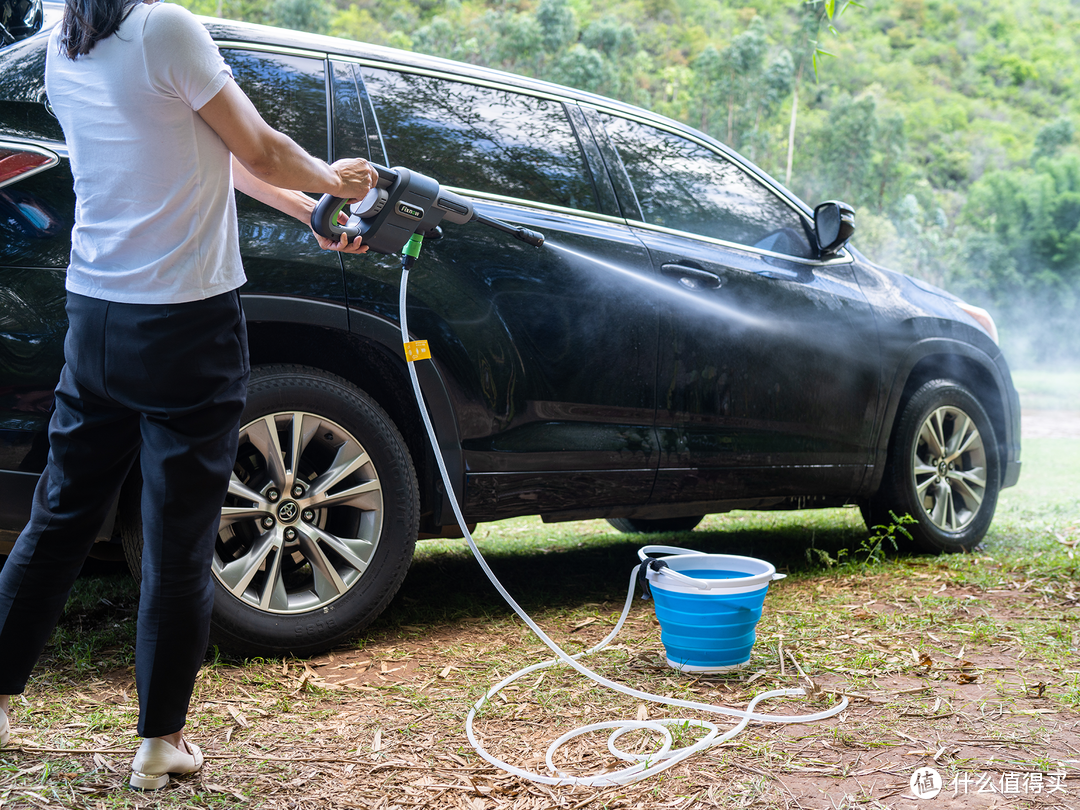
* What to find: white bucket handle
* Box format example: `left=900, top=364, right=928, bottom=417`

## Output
left=638, top=545, right=787, bottom=591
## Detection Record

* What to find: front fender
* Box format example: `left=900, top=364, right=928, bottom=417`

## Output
left=240, top=293, right=467, bottom=524
left=866, top=335, right=1021, bottom=495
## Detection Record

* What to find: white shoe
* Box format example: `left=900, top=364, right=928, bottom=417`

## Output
left=130, top=737, right=203, bottom=790
left=0, top=706, right=9, bottom=746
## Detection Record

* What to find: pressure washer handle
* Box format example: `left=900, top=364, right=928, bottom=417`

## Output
left=310, top=163, right=399, bottom=241
left=310, top=194, right=358, bottom=241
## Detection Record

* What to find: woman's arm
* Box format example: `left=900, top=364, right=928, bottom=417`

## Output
left=199, top=78, right=377, bottom=199
left=231, top=157, right=366, bottom=253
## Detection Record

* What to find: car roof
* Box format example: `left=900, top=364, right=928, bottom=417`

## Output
left=203, top=17, right=650, bottom=123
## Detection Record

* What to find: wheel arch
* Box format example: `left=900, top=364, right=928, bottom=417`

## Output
left=240, top=294, right=464, bottom=532
left=866, top=338, right=1018, bottom=496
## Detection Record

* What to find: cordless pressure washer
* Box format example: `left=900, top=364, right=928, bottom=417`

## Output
left=310, top=162, right=545, bottom=262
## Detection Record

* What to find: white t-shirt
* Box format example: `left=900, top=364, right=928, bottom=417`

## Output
left=45, top=1, right=246, bottom=304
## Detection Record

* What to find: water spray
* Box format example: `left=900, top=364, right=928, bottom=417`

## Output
left=312, top=168, right=847, bottom=786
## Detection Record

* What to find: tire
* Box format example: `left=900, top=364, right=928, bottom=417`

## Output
left=121, top=364, right=420, bottom=657
left=606, top=515, right=704, bottom=534
left=864, top=379, right=1000, bottom=553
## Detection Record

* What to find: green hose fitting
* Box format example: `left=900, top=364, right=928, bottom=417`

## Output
left=404, top=233, right=424, bottom=258
left=401, top=233, right=424, bottom=270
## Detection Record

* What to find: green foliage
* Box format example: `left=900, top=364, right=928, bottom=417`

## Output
left=805, top=510, right=914, bottom=569
left=862, top=511, right=916, bottom=565
left=268, top=0, right=333, bottom=35
left=961, top=154, right=1080, bottom=361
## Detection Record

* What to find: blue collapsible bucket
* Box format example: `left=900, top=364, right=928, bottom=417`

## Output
left=639, top=545, right=785, bottom=674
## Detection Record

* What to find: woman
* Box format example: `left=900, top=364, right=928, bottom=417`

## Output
left=0, top=0, right=377, bottom=790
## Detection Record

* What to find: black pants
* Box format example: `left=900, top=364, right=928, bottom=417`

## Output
left=0, top=290, right=248, bottom=737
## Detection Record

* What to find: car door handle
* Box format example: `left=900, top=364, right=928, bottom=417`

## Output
left=752, top=267, right=801, bottom=281
left=661, top=264, right=722, bottom=290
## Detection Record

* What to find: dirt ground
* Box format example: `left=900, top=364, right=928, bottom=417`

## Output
left=3, top=410, right=1078, bottom=809
left=1021, top=409, right=1080, bottom=438
left=61, top=573, right=1071, bottom=810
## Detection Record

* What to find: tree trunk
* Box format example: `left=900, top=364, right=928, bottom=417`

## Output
left=785, top=66, right=801, bottom=188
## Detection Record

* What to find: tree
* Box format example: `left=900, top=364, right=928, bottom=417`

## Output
left=267, top=0, right=333, bottom=35
left=535, top=0, right=577, bottom=54
left=962, top=156, right=1080, bottom=362
left=1032, top=118, right=1074, bottom=164
left=785, top=1, right=829, bottom=186
left=719, top=18, right=768, bottom=146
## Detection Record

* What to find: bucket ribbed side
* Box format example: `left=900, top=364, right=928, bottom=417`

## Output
left=650, top=583, right=769, bottom=671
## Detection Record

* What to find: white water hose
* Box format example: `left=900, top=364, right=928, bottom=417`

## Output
left=397, top=263, right=846, bottom=786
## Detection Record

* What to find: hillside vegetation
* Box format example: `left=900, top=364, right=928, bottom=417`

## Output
left=184, top=0, right=1080, bottom=366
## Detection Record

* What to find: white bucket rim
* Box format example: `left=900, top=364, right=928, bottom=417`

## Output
left=639, top=545, right=783, bottom=594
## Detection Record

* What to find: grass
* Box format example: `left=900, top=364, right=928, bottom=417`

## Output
left=2, top=401, right=1079, bottom=807
left=1012, top=368, right=1080, bottom=411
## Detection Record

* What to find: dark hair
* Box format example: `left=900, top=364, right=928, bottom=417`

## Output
left=60, top=0, right=141, bottom=58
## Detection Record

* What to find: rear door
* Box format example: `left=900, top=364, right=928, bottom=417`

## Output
left=592, top=111, right=881, bottom=504
left=336, top=63, right=661, bottom=521
left=221, top=46, right=349, bottom=307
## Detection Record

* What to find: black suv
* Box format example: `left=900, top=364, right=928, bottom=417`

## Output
left=0, top=12, right=1021, bottom=656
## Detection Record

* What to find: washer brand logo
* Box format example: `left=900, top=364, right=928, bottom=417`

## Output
left=396, top=201, right=424, bottom=220
left=278, top=501, right=299, bottom=522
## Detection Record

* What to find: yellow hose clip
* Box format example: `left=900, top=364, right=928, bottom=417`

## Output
left=404, top=339, right=431, bottom=363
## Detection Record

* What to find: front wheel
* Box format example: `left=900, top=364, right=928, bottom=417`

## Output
left=864, top=379, right=1000, bottom=553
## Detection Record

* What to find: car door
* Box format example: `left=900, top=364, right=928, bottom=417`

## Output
left=337, top=63, right=661, bottom=521
left=592, top=111, right=882, bottom=505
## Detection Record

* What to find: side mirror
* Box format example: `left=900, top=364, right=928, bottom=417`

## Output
left=1, top=0, right=43, bottom=46
left=813, top=200, right=855, bottom=257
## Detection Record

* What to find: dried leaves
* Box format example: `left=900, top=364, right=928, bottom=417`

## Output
left=5, top=557, right=1079, bottom=809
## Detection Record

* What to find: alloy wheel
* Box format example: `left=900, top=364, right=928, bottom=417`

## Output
left=911, top=405, right=988, bottom=533
left=213, top=410, right=384, bottom=614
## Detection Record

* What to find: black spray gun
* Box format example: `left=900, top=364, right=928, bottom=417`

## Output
left=311, top=163, right=545, bottom=269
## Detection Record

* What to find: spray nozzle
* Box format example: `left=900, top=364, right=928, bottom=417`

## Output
left=513, top=227, right=545, bottom=247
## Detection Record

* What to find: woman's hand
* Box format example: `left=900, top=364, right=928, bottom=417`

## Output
left=312, top=227, right=368, bottom=253
left=309, top=204, right=368, bottom=253
left=331, top=158, right=380, bottom=201
left=230, top=156, right=371, bottom=253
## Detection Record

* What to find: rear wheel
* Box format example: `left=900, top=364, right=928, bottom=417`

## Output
left=864, top=379, right=1000, bottom=553
left=606, top=515, right=704, bottom=534
left=121, top=364, right=420, bottom=657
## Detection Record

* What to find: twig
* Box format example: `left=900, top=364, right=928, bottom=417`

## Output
left=10, top=745, right=134, bottom=755
left=732, top=762, right=806, bottom=809
left=567, top=786, right=622, bottom=810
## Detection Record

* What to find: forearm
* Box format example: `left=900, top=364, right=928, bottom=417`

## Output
left=231, top=156, right=315, bottom=223
left=233, top=127, right=342, bottom=196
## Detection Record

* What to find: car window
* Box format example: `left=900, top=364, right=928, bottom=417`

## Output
left=361, top=67, right=599, bottom=213
left=599, top=114, right=814, bottom=259
left=224, top=49, right=328, bottom=160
